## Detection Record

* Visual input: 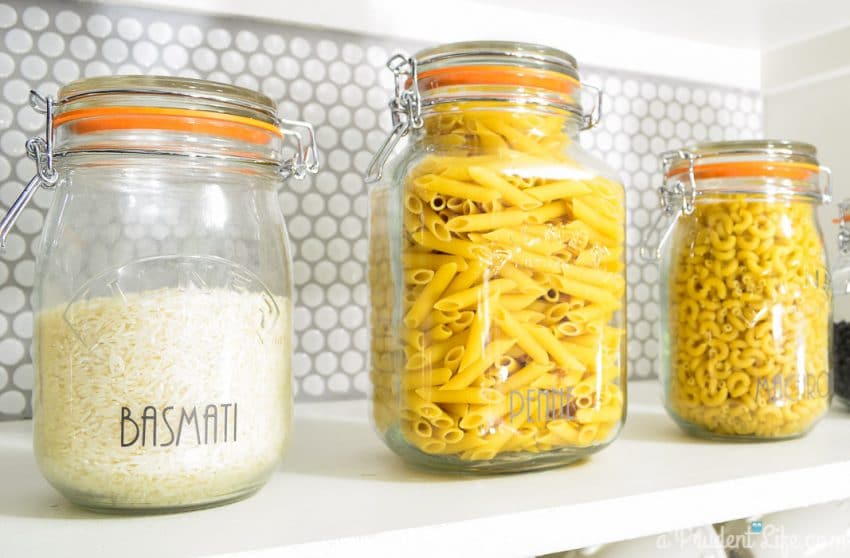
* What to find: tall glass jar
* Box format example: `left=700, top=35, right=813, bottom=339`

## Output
left=833, top=200, right=850, bottom=406
left=0, top=76, right=318, bottom=511
left=366, top=42, right=627, bottom=473
left=650, top=141, right=832, bottom=440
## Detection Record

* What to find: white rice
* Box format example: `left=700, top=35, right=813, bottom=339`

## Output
left=34, top=287, right=291, bottom=509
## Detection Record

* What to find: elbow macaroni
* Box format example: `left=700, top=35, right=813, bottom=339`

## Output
left=370, top=102, right=627, bottom=467
left=666, top=195, right=831, bottom=438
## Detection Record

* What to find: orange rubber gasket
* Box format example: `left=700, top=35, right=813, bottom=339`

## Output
left=415, top=65, right=579, bottom=95
left=667, top=161, right=820, bottom=181
left=53, top=106, right=282, bottom=145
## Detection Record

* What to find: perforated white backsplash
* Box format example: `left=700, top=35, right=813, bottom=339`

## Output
left=0, top=0, right=762, bottom=418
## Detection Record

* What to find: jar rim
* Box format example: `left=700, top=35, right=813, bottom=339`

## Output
left=666, top=139, right=820, bottom=176
left=51, top=75, right=287, bottom=163
left=412, top=41, right=584, bottom=117
left=664, top=139, right=826, bottom=200
left=58, top=75, right=278, bottom=119
left=673, top=139, right=817, bottom=164
left=414, top=41, right=579, bottom=80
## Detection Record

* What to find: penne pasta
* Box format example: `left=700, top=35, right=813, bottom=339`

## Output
left=403, top=262, right=458, bottom=328
left=414, top=174, right=502, bottom=203
left=468, top=165, right=542, bottom=210
left=369, top=84, right=626, bottom=466
left=526, top=179, right=593, bottom=202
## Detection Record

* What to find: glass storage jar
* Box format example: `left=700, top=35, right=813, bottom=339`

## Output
left=648, top=141, right=832, bottom=440
left=366, top=42, right=627, bottom=473
left=833, top=200, right=850, bottom=406
left=0, top=76, right=318, bottom=511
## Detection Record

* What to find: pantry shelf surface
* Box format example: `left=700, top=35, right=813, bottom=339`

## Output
left=3, top=382, right=850, bottom=558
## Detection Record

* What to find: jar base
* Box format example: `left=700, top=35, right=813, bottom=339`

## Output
left=381, top=425, right=611, bottom=474
left=835, top=394, right=850, bottom=409
left=51, top=480, right=268, bottom=515
left=667, top=410, right=813, bottom=443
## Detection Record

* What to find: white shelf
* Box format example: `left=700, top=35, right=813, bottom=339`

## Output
left=3, top=382, right=850, bottom=558
left=90, top=0, right=761, bottom=88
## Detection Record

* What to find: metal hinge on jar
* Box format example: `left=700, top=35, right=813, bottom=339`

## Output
left=836, top=199, right=850, bottom=295
left=0, top=91, right=58, bottom=252
left=278, top=118, right=321, bottom=180
left=365, top=54, right=424, bottom=183
left=639, top=149, right=698, bottom=261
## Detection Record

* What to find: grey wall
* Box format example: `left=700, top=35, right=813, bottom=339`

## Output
left=0, top=0, right=761, bottom=418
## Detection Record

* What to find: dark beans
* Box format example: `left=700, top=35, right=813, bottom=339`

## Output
left=835, top=321, right=850, bottom=402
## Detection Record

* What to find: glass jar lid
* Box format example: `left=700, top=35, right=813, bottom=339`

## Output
left=664, top=140, right=829, bottom=202
left=52, top=75, right=311, bottom=166
left=58, top=75, right=278, bottom=118
left=413, top=41, right=583, bottom=115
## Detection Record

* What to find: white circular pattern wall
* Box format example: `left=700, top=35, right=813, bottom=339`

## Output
left=0, top=0, right=762, bottom=417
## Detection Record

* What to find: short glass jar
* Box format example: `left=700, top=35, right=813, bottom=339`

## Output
left=367, top=42, right=627, bottom=472
left=649, top=141, right=832, bottom=440
left=0, top=76, right=318, bottom=511
left=833, top=200, right=850, bottom=406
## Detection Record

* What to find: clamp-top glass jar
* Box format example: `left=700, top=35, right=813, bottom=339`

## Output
left=833, top=200, right=850, bottom=406
left=0, top=76, right=318, bottom=511
left=367, top=42, right=627, bottom=472
left=647, top=141, right=832, bottom=440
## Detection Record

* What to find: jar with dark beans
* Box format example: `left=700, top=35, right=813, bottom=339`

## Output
left=834, top=321, right=850, bottom=405
left=834, top=200, right=850, bottom=408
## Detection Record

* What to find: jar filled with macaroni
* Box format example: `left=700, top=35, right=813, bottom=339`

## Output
left=649, top=141, right=832, bottom=440
left=366, top=42, right=627, bottom=472
left=833, top=200, right=850, bottom=406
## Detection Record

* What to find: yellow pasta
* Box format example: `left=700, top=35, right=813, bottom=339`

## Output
left=446, top=209, right=528, bottom=232
left=403, top=262, right=458, bottom=328
left=481, top=229, right=562, bottom=256
left=369, top=97, right=626, bottom=468
left=440, top=339, right=516, bottom=390
left=467, top=166, right=542, bottom=210
left=416, top=386, right=505, bottom=405
left=526, top=180, right=592, bottom=202
left=666, top=195, right=830, bottom=439
left=414, top=174, right=501, bottom=203
left=434, top=278, right=517, bottom=312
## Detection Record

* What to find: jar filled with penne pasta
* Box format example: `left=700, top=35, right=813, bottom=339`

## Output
left=647, top=141, right=832, bottom=440
left=366, top=42, right=627, bottom=472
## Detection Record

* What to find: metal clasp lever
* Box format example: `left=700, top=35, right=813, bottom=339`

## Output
left=835, top=200, right=850, bottom=295
left=278, top=118, right=320, bottom=180
left=639, top=150, right=697, bottom=261
left=365, top=54, right=423, bottom=183
left=581, top=83, right=603, bottom=131
left=0, top=91, right=58, bottom=252
left=820, top=165, right=833, bottom=204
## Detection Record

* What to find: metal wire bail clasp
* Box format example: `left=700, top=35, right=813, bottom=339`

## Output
left=365, top=54, right=424, bottom=183
left=819, top=165, right=833, bottom=204
left=0, top=91, right=58, bottom=252
left=639, top=150, right=698, bottom=261
left=581, top=83, right=603, bottom=130
left=835, top=199, right=850, bottom=295
left=278, top=118, right=320, bottom=180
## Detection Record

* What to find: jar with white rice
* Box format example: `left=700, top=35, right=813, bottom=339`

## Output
left=0, top=76, right=318, bottom=512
